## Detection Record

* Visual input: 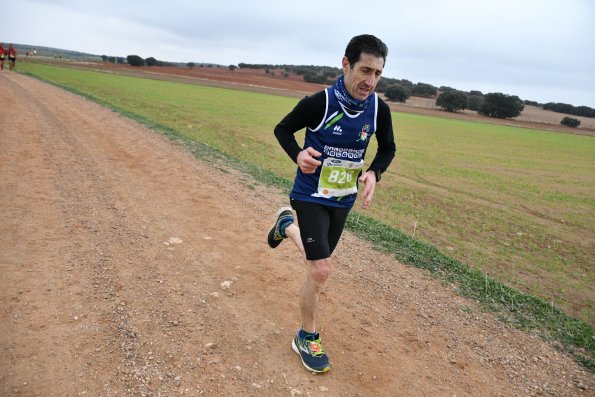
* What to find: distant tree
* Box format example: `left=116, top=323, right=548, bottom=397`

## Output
left=107, top=56, right=116, bottom=64
left=466, top=94, right=484, bottom=111
left=469, top=90, right=483, bottom=96
left=101, top=55, right=108, bottom=62
left=410, top=82, right=438, bottom=98
left=436, top=91, right=468, bottom=112
left=229, top=65, right=238, bottom=71
left=145, top=57, right=158, bottom=66
left=384, top=86, right=410, bottom=103
left=303, top=72, right=328, bottom=84
left=523, top=100, right=540, bottom=107
left=478, top=93, right=524, bottom=118
left=322, top=69, right=338, bottom=79
left=127, top=55, right=145, bottom=66
left=187, top=62, right=196, bottom=69
left=116, top=57, right=126, bottom=64
left=561, top=117, right=581, bottom=127
left=375, top=79, right=393, bottom=93
left=575, top=106, right=595, bottom=118
left=439, top=86, right=456, bottom=93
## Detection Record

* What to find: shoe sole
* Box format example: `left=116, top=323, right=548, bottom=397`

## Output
left=267, top=207, right=293, bottom=248
left=275, top=206, right=293, bottom=219
left=291, top=338, right=330, bottom=373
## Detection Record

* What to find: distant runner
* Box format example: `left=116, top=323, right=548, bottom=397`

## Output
left=0, top=43, right=5, bottom=71
left=8, top=44, right=16, bottom=71
left=267, top=34, right=396, bottom=373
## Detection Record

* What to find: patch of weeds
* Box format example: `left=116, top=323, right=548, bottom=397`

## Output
left=344, top=211, right=594, bottom=371
left=216, top=167, right=231, bottom=175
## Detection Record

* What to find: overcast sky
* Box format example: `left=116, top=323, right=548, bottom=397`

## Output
left=2, top=0, right=594, bottom=107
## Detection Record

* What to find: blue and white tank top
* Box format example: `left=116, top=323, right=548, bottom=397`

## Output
left=290, top=88, right=378, bottom=208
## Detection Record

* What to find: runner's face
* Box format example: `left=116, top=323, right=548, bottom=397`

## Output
left=342, top=53, right=384, bottom=100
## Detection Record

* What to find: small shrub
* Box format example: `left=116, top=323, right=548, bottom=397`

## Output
left=561, top=117, right=581, bottom=128
left=126, top=55, right=145, bottom=66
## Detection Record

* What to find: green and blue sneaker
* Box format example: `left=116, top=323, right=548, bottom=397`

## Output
left=267, top=207, right=294, bottom=248
left=291, top=329, right=330, bottom=373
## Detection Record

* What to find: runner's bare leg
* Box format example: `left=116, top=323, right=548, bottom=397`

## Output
left=285, top=224, right=331, bottom=333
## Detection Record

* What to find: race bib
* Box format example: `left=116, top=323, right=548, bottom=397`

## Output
left=315, top=158, right=363, bottom=198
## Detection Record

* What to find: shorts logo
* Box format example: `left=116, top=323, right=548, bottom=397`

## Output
left=305, top=237, right=315, bottom=243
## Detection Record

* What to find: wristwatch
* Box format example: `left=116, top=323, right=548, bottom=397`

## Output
left=367, top=168, right=381, bottom=182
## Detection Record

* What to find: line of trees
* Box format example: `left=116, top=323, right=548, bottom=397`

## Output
left=101, top=55, right=126, bottom=64
left=101, top=54, right=173, bottom=67
left=97, top=58, right=593, bottom=123
left=385, top=85, right=526, bottom=119
left=433, top=90, right=525, bottom=118
left=542, top=102, right=595, bottom=118
left=126, top=55, right=172, bottom=67
left=238, top=63, right=341, bottom=84
left=226, top=63, right=593, bottom=122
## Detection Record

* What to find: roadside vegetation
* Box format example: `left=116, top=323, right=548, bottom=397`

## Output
left=17, top=61, right=594, bottom=369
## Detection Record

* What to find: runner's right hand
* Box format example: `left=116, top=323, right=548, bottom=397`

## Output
left=297, top=147, right=322, bottom=174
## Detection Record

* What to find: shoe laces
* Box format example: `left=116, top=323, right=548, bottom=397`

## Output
left=305, top=337, right=325, bottom=357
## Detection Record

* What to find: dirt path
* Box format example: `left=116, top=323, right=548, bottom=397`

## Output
left=0, top=73, right=592, bottom=396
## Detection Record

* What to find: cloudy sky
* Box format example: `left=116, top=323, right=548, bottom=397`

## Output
left=3, top=0, right=594, bottom=107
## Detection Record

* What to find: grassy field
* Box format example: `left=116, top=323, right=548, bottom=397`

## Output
left=17, top=62, right=594, bottom=344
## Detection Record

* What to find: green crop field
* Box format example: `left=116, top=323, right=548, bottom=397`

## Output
left=17, top=62, right=594, bottom=365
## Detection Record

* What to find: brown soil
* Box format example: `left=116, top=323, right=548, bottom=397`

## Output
left=1, top=73, right=593, bottom=396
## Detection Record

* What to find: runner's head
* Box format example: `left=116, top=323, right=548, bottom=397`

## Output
left=344, top=34, right=388, bottom=68
left=342, top=34, right=388, bottom=100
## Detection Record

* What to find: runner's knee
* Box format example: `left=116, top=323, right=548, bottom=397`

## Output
left=309, top=258, right=331, bottom=286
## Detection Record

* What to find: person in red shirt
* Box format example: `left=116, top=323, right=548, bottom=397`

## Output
left=8, top=44, right=16, bottom=71
left=0, top=43, right=5, bottom=71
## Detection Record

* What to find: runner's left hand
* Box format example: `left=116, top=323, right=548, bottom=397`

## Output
left=359, top=171, right=376, bottom=209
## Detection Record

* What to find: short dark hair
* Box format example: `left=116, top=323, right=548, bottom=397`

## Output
left=344, top=34, right=388, bottom=68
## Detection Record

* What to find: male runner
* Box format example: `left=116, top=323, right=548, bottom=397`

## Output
left=0, top=43, right=5, bottom=71
left=7, top=44, right=16, bottom=71
left=268, top=34, right=396, bottom=373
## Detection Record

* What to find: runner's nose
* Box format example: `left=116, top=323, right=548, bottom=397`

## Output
left=365, top=75, right=377, bottom=89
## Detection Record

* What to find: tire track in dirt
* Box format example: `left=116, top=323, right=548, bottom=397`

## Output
left=1, top=73, right=592, bottom=396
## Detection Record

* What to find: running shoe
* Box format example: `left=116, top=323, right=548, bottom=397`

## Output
left=267, top=207, right=294, bottom=248
left=291, top=329, right=330, bottom=373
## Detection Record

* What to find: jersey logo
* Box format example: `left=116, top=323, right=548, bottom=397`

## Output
left=324, top=111, right=344, bottom=130
left=357, top=124, right=371, bottom=142
left=332, top=125, right=343, bottom=135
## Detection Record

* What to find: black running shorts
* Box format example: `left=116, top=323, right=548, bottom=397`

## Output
left=290, top=198, right=351, bottom=261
